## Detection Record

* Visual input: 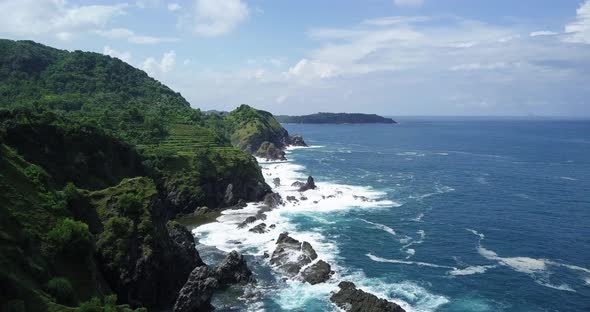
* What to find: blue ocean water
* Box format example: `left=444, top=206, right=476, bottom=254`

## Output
left=281, top=119, right=590, bottom=312
left=194, top=118, right=590, bottom=312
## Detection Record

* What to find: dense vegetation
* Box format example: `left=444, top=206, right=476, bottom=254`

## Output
left=0, top=39, right=290, bottom=311
left=276, top=112, right=396, bottom=124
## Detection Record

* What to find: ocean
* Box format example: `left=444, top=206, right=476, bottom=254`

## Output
left=191, top=118, right=590, bottom=312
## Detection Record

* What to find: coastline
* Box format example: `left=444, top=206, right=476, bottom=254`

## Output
left=187, top=145, right=416, bottom=311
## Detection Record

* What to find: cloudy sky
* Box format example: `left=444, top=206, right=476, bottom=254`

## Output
left=1, top=0, right=590, bottom=116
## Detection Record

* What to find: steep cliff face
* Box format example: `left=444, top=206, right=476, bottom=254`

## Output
left=225, top=104, right=305, bottom=160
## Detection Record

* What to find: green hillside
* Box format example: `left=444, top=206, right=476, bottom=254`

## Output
left=0, top=39, right=287, bottom=311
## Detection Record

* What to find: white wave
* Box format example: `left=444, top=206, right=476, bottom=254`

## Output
left=358, top=218, right=397, bottom=236
left=193, top=147, right=422, bottom=311
left=478, top=246, right=547, bottom=274
left=367, top=253, right=455, bottom=269
left=449, top=265, right=496, bottom=276
left=559, top=176, right=577, bottom=181
left=410, top=184, right=455, bottom=201
left=405, top=248, right=416, bottom=258
left=411, top=213, right=424, bottom=222
left=466, top=228, right=485, bottom=240
left=536, top=281, right=576, bottom=292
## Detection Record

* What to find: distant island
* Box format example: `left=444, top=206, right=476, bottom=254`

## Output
left=276, top=112, right=396, bottom=124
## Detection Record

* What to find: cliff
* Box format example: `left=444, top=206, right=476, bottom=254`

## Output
left=0, top=39, right=278, bottom=311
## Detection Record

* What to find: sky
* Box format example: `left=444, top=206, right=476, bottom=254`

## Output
left=1, top=0, right=589, bottom=116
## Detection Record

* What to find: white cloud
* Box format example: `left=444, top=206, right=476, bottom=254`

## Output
left=530, top=31, right=558, bottom=37
left=187, top=0, right=249, bottom=36
left=168, top=3, right=181, bottom=11
left=287, top=59, right=337, bottom=80
left=56, top=32, right=73, bottom=41
left=142, top=50, right=176, bottom=77
left=276, top=95, right=287, bottom=104
left=363, top=16, right=430, bottom=26
left=393, top=0, right=424, bottom=8
left=96, top=28, right=178, bottom=44
left=0, top=0, right=127, bottom=38
left=103, top=46, right=132, bottom=63
left=564, top=0, right=590, bottom=43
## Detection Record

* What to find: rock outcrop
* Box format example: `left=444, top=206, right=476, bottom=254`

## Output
left=330, top=281, right=405, bottom=312
left=249, top=223, right=267, bottom=233
left=298, top=176, right=317, bottom=192
left=214, top=251, right=255, bottom=286
left=288, top=134, right=307, bottom=147
left=270, top=233, right=318, bottom=276
left=173, top=266, right=218, bottom=312
left=302, top=260, right=333, bottom=285
left=173, top=251, right=255, bottom=312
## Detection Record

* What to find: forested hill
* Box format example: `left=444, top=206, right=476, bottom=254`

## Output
left=276, top=112, right=396, bottom=124
left=0, top=39, right=292, bottom=311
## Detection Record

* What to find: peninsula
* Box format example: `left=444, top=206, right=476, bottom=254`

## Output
left=276, top=112, right=396, bottom=124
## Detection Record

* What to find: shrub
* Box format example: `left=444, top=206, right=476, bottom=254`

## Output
left=77, top=297, right=102, bottom=312
left=117, top=193, right=142, bottom=215
left=47, top=277, right=74, bottom=305
left=47, top=218, right=93, bottom=257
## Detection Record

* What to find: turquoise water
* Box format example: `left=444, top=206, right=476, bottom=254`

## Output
left=195, top=119, right=590, bottom=311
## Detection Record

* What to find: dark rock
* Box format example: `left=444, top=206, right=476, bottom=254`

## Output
left=291, top=181, right=305, bottom=188
left=300, top=196, right=308, bottom=201
left=167, top=221, right=205, bottom=269
left=273, top=177, right=281, bottom=187
left=214, top=250, right=255, bottom=286
left=270, top=233, right=318, bottom=276
left=302, top=260, right=333, bottom=285
left=286, top=196, right=298, bottom=202
left=298, top=176, right=317, bottom=192
left=263, top=192, right=283, bottom=208
left=353, top=195, right=371, bottom=202
left=263, top=252, right=270, bottom=258
left=269, top=224, right=276, bottom=229
left=330, top=281, right=405, bottom=312
left=288, top=134, right=307, bottom=147
left=237, top=216, right=257, bottom=228
left=173, top=266, right=218, bottom=312
left=249, top=223, right=267, bottom=234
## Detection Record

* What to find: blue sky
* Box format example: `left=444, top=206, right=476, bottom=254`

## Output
left=1, top=0, right=589, bottom=116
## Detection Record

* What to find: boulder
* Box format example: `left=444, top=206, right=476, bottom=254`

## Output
left=249, top=223, right=267, bottom=234
left=298, top=176, right=317, bottom=192
left=272, top=177, right=281, bottom=187
left=330, top=281, right=405, bottom=312
left=270, top=233, right=318, bottom=276
left=288, top=134, right=307, bottom=147
left=173, top=266, right=218, bottom=312
left=263, top=192, right=283, bottom=208
left=291, top=181, right=305, bottom=188
left=286, top=196, right=298, bottom=202
left=166, top=221, right=205, bottom=269
left=237, top=216, right=257, bottom=228
left=302, top=260, right=333, bottom=285
left=214, top=251, right=255, bottom=286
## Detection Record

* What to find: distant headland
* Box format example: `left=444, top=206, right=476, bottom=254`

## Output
left=275, top=112, right=397, bottom=124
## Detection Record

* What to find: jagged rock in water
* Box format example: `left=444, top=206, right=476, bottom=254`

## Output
left=273, top=177, right=281, bottom=187
left=263, top=192, right=283, bottom=208
left=353, top=195, right=371, bottom=202
left=214, top=250, right=255, bottom=286
left=270, top=233, right=318, bottom=276
left=173, top=266, right=218, bottom=312
left=249, top=223, right=267, bottom=234
left=302, top=260, right=333, bottom=285
left=330, top=281, right=405, bottom=312
left=298, top=176, right=317, bottom=192
left=237, top=216, right=257, bottom=228
left=291, top=181, right=305, bottom=188
left=288, top=134, right=307, bottom=147
left=167, top=221, right=205, bottom=269
left=286, top=196, right=298, bottom=202
left=300, top=196, right=308, bottom=201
